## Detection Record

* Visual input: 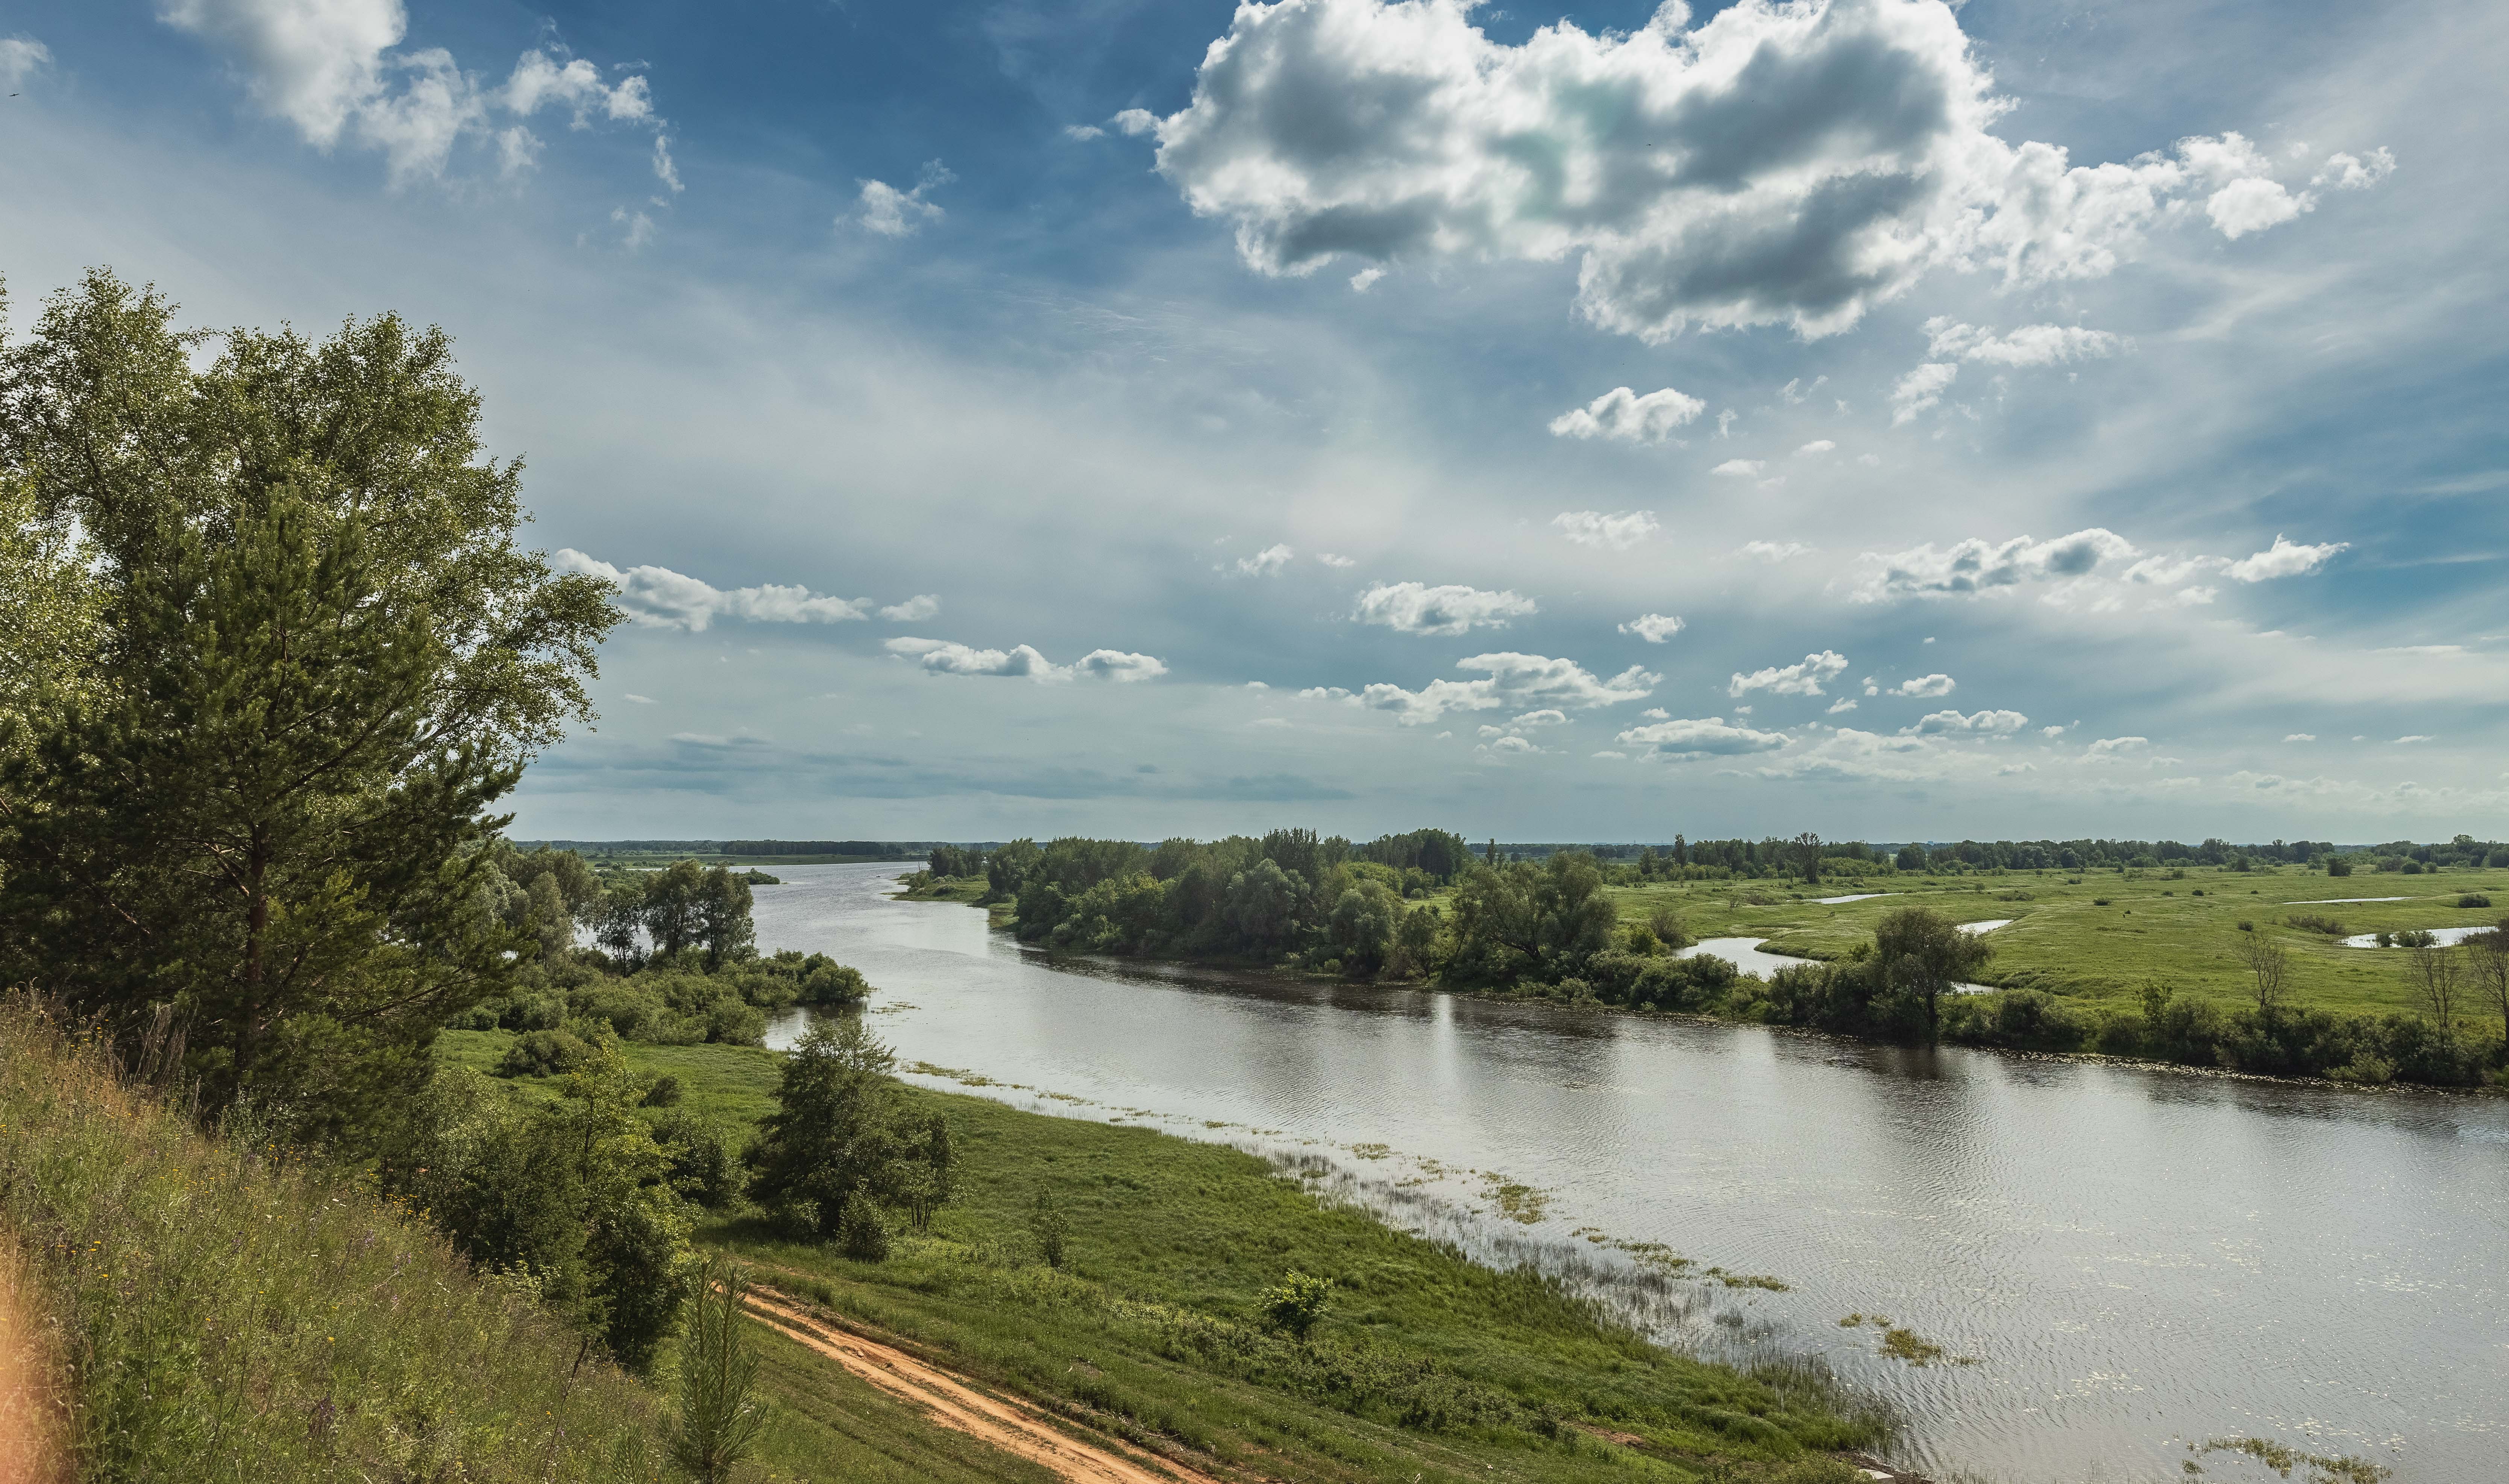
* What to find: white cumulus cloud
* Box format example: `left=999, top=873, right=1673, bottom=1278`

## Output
left=1618, top=716, right=1790, bottom=758
left=2226, top=534, right=2348, bottom=582
left=1234, top=543, right=1296, bottom=576
left=1620, top=613, right=1686, bottom=643
left=157, top=3, right=664, bottom=185
left=2086, top=735, right=2149, bottom=755
left=1795, top=440, right=1836, bottom=456
left=1741, top=540, right=1810, bottom=561
left=1548, top=386, right=1705, bottom=443
left=856, top=161, right=954, bottom=236
left=554, top=550, right=871, bottom=630
left=1553, top=510, right=1660, bottom=549
left=886, top=637, right=1167, bottom=684
left=1143, top=0, right=2364, bottom=343
left=1353, top=581, right=1537, bottom=635
left=878, top=594, right=941, bottom=621
left=1360, top=653, right=1657, bottom=725
left=1731, top=649, right=1849, bottom=697
left=1903, top=708, right=2026, bottom=734
left=1711, top=459, right=1764, bottom=477
left=1856, top=527, right=2139, bottom=599
left=1892, top=673, right=1955, bottom=697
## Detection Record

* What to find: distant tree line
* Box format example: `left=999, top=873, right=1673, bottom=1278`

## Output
left=1513, top=835, right=2509, bottom=882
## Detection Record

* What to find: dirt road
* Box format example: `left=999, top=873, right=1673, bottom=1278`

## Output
left=742, top=1285, right=1236, bottom=1484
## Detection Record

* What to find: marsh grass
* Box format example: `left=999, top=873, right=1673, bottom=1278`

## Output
left=0, top=1000, right=671, bottom=1483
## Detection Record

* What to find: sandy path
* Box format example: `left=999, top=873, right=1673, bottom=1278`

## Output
left=742, top=1286, right=1235, bottom=1484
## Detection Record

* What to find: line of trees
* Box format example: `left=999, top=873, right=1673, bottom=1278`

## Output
left=1526, top=835, right=2508, bottom=881
left=981, top=829, right=1470, bottom=972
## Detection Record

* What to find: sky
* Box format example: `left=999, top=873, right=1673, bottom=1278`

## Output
left=3, top=0, right=2504, bottom=844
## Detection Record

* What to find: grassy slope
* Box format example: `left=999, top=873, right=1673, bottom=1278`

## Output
left=890, top=875, right=989, bottom=904
left=1608, top=865, right=2509, bottom=1021
left=0, top=1007, right=672, bottom=1484
left=442, top=1031, right=1878, bottom=1484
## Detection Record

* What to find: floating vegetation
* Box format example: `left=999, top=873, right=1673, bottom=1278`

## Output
left=1202, top=1119, right=1237, bottom=1129
left=2196, top=1437, right=2391, bottom=1484
left=1611, top=1240, right=1694, bottom=1276
left=1349, top=1142, right=1393, bottom=1161
left=1477, top=1173, right=1551, bottom=1224
left=1705, top=1266, right=1791, bottom=1291
left=1878, top=1327, right=1945, bottom=1364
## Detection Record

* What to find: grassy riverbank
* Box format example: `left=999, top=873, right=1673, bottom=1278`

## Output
left=441, top=1029, right=1885, bottom=1484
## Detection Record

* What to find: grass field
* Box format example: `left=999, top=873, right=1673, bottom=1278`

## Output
left=1607, top=865, right=2509, bottom=1022
left=441, top=1030, right=1882, bottom=1484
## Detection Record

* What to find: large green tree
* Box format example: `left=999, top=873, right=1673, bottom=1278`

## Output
left=0, top=268, right=622, bottom=1131
left=0, top=269, right=617, bottom=764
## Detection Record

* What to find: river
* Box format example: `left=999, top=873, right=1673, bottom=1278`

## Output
left=754, top=864, right=2508, bottom=1483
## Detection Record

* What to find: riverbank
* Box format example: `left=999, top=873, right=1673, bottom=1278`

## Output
left=883, top=871, right=2507, bottom=1091
left=441, top=1029, right=1890, bottom=1484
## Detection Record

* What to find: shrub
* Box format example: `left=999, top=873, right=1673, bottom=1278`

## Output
left=2237, top=920, right=2254, bottom=932
left=2286, top=913, right=2348, bottom=935
left=2093, top=897, right=2112, bottom=906
left=837, top=1193, right=890, bottom=1262
left=2394, top=929, right=2438, bottom=948
left=1030, top=1189, right=1070, bottom=1270
left=1260, top=1272, right=1335, bottom=1340
left=641, top=1074, right=684, bottom=1107
left=498, top=1027, right=593, bottom=1078
left=2458, top=894, right=2492, bottom=908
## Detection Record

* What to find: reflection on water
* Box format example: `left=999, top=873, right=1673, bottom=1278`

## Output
left=755, top=864, right=2509, bottom=1483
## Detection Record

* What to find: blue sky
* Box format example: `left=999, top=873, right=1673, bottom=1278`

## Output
left=4, top=0, right=2503, bottom=842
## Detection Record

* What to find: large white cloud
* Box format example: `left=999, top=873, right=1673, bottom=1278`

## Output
left=1548, top=385, right=1705, bottom=443
left=1856, top=527, right=2138, bottom=598
left=1359, top=652, right=1656, bottom=724
left=1730, top=649, right=1849, bottom=697
left=1616, top=715, right=1790, bottom=757
left=1891, top=672, right=1955, bottom=697
left=554, top=550, right=874, bottom=630
left=1353, top=581, right=1537, bottom=635
left=158, top=2, right=661, bottom=184
left=1146, top=0, right=2374, bottom=341
left=886, top=637, right=1169, bottom=683
left=1619, top=612, right=1685, bottom=643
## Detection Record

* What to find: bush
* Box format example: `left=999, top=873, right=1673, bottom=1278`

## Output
left=640, top=1074, right=684, bottom=1107
left=2286, top=913, right=2348, bottom=935
left=1260, top=1272, right=1335, bottom=1340
left=2459, top=894, right=2492, bottom=908
left=1030, top=1189, right=1070, bottom=1270
left=498, top=1028, right=593, bottom=1078
left=2394, top=929, right=2438, bottom=948
left=837, top=1193, right=890, bottom=1261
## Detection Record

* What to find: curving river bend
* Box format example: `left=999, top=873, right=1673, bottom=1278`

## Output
left=755, top=864, right=2508, bottom=1483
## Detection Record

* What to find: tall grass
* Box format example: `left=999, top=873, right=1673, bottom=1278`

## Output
left=0, top=998, right=671, bottom=1482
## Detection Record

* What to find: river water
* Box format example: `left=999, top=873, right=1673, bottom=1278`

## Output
left=754, top=864, right=2508, bottom=1483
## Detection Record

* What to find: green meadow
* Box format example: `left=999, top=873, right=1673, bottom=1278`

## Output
left=1609, top=866, right=2509, bottom=1021
left=439, top=1030, right=1883, bottom=1484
